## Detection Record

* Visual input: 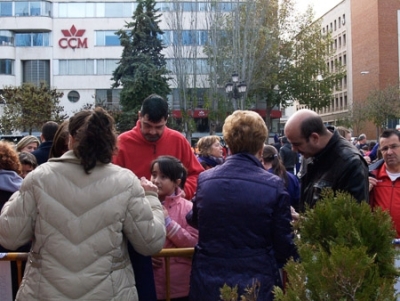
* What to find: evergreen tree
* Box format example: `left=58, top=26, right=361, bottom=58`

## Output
left=274, top=190, right=399, bottom=301
left=111, top=0, right=171, bottom=130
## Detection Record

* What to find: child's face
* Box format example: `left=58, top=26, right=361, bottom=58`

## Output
left=151, top=163, right=177, bottom=198
left=21, top=164, right=34, bottom=179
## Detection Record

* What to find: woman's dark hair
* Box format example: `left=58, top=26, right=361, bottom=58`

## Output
left=49, top=120, right=69, bottom=159
left=69, top=107, right=117, bottom=174
left=150, top=155, right=187, bottom=189
left=262, top=144, right=288, bottom=187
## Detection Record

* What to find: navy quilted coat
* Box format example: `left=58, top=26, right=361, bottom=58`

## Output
left=188, top=153, right=297, bottom=301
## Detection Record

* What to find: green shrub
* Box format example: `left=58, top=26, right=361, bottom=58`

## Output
left=274, top=190, right=399, bottom=301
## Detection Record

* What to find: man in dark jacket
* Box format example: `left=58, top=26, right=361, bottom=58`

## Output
left=32, top=121, right=59, bottom=165
left=284, top=109, right=369, bottom=211
left=279, top=136, right=298, bottom=174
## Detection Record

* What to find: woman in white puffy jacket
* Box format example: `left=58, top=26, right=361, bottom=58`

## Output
left=0, top=107, right=166, bottom=301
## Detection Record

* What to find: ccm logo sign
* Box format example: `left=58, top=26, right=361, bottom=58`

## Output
left=59, top=25, right=88, bottom=49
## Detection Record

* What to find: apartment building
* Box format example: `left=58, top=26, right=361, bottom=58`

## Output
left=303, top=0, right=400, bottom=139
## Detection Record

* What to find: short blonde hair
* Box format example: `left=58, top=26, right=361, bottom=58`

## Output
left=223, top=110, right=268, bottom=155
left=16, top=135, right=40, bottom=152
left=197, top=135, right=220, bottom=156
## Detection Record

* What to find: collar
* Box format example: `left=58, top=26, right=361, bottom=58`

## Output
left=311, top=129, right=339, bottom=164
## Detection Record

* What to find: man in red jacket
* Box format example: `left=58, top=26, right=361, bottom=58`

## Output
left=113, top=93, right=204, bottom=301
left=114, top=94, right=204, bottom=200
left=369, top=129, right=400, bottom=237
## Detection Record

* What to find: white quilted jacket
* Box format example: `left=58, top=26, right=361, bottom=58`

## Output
left=0, top=151, right=166, bottom=301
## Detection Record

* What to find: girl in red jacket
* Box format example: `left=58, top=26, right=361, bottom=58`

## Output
left=150, top=156, right=198, bottom=301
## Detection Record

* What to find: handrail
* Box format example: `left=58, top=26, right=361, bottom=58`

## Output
left=0, top=252, right=29, bottom=286
left=0, top=248, right=195, bottom=301
left=153, top=248, right=195, bottom=301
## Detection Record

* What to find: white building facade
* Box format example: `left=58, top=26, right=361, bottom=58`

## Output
left=0, top=0, right=222, bottom=117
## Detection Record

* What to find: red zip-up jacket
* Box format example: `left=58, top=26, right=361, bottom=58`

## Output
left=370, top=160, right=400, bottom=237
left=113, top=120, right=204, bottom=200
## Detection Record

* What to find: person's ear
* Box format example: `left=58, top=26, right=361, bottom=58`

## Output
left=138, top=111, right=142, bottom=119
left=176, top=178, right=182, bottom=187
left=256, top=147, right=263, bottom=160
left=40, top=134, right=45, bottom=142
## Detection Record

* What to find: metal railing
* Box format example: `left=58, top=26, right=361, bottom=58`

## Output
left=0, top=248, right=195, bottom=301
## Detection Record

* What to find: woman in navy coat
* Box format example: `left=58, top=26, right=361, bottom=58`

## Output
left=187, top=110, right=297, bottom=301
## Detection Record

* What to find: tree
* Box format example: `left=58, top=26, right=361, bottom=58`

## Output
left=337, top=101, right=368, bottom=135
left=274, top=190, right=398, bottom=301
left=111, top=0, right=171, bottom=131
left=0, top=83, right=66, bottom=134
left=364, top=85, right=400, bottom=139
left=204, top=0, right=344, bottom=131
left=279, top=6, right=346, bottom=111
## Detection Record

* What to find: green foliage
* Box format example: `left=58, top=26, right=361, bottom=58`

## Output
left=279, top=8, right=346, bottom=111
left=72, top=102, right=134, bottom=134
left=0, top=83, right=66, bottom=134
left=274, top=190, right=399, bottom=301
left=365, top=85, right=400, bottom=137
left=220, top=280, right=260, bottom=301
left=111, top=0, right=171, bottom=116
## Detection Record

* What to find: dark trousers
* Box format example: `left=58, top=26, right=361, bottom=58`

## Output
left=128, top=242, right=157, bottom=301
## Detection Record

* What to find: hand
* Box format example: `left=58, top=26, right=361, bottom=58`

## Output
left=369, top=176, right=378, bottom=192
left=152, top=257, right=163, bottom=268
left=162, top=205, right=169, bottom=218
left=364, top=156, right=371, bottom=164
left=140, top=177, right=158, bottom=193
left=290, top=206, right=300, bottom=221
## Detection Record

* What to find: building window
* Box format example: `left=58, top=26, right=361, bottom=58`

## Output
left=13, top=1, right=51, bottom=17
left=95, top=31, right=120, bottom=46
left=166, top=58, right=211, bottom=74
left=0, top=59, right=14, bottom=75
left=96, top=59, right=118, bottom=74
left=0, top=30, right=14, bottom=46
left=58, top=2, right=136, bottom=18
left=343, top=34, right=346, bottom=46
left=173, top=30, right=208, bottom=46
left=59, top=59, right=94, bottom=75
left=59, top=59, right=117, bottom=75
left=0, top=2, right=12, bottom=16
left=67, top=90, right=80, bottom=103
left=22, top=60, right=50, bottom=86
left=95, top=89, right=121, bottom=110
left=15, top=32, right=50, bottom=46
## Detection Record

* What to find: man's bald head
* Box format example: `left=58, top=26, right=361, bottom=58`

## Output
left=284, top=109, right=331, bottom=158
left=285, top=109, right=328, bottom=141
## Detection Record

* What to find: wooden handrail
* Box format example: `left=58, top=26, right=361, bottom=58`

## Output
left=0, top=252, right=29, bottom=286
left=153, top=248, right=194, bottom=301
left=0, top=248, right=195, bottom=301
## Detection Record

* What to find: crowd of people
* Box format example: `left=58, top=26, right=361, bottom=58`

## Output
left=0, top=94, right=398, bottom=300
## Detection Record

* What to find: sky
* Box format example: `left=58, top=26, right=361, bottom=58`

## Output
left=294, top=0, right=343, bottom=18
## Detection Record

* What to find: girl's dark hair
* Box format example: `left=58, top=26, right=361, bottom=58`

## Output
left=150, top=155, right=187, bottom=189
left=262, top=144, right=288, bottom=187
left=69, top=107, right=117, bottom=174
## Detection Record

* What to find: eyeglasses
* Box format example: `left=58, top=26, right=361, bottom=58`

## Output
left=379, top=144, right=400, bottom=153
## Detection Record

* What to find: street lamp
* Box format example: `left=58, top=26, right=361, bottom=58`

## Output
left=225, top=72, right=247, bottom=110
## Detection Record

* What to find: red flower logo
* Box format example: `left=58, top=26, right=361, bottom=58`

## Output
left=61, top=25, right=85, bottom=37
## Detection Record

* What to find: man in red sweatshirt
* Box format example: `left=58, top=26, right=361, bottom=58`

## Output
left=113, top=93, right=204, bottom=300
